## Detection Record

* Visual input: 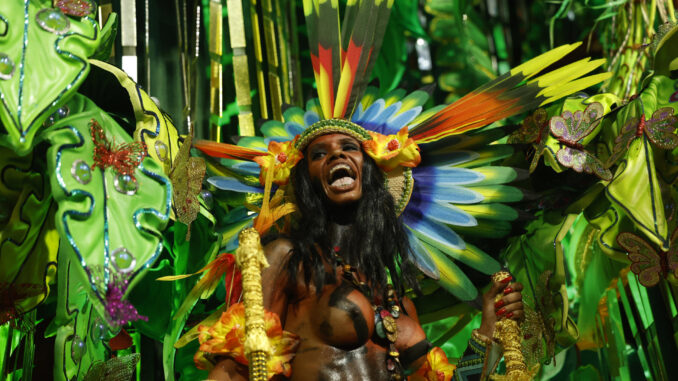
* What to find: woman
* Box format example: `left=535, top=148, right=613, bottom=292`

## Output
left=206, top=132, right=525, bottom=380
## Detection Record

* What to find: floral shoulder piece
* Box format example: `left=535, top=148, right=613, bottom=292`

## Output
left=195, top=302, right=299, bottom=379
left=409, top=346, right=457, bottom=381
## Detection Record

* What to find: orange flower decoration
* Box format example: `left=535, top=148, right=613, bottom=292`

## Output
left=363, top=127, right=421, bottom=171
left=253, top=139, right=303, bottom=186
left=195, top=302, right=300, bottom=378
left=409, top=347, right=457, bottom=381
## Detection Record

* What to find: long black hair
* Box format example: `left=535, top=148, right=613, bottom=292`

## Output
left=285, top=152, right=418, bottom=301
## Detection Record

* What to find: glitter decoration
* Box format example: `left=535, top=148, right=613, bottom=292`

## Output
left=110, top=247, right=136, bottom=273
left=105, top=277, right=148, bottom=329
left=114, top=174, right=138, bottom=195
left=0, top=53, right=15, bottom=80
left=90, top=119, right=147, bottom=182
left=35, top=8, right=70, bottom=35
left=56, top=0, right=94, bottom=17
left=71, top=160, right=92, bottom=184
left=71, top=334, right=86, bottom=364
left=89, top=266, right=148, bottom=329
left=154, top=141, right=168, bottom=162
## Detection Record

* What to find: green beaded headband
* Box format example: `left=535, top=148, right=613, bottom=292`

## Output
left=295, top=118, right=372, bottom=151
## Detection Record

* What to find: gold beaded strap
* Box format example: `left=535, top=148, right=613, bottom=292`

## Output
left=490, top=271, right=532, bottom=381
left=235, top=228, right=271, bottom=380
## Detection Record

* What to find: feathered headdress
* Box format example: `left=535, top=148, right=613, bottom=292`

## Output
left=194, top=0, right=611, bottom=301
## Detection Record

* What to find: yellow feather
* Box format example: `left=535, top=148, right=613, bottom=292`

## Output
left=531, top=58, right=605, bottom=90
left=540, top=72, right=612, bottom=105
left=317, top=66, right=333, bottom=118
left=510, top=42, right=582, bottom=78
left=334, top=63, right=354, bottom=118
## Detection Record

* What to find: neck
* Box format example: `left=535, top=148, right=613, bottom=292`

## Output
left=325, top=199, right=358, bottom=225
left=329, top=223, right=351, bottom=249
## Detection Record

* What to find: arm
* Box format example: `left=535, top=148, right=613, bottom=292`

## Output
left=455, top=277, right=524, bottom=380
left=207, top=238, right=294, bottom=381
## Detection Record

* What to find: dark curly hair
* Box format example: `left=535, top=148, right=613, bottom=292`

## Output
left=285, top=151, right=418, bottom=301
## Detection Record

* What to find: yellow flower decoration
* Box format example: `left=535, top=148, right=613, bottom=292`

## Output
left=253, top=139, right=303, bottom=186
left=363, top=127, right=421, bottom=172
left=195, top=303, right=300, bottom=378
left=409, top=347, right=457, bottom=381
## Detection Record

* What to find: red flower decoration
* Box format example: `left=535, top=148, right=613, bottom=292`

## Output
left=56, top=0, right=94, bottom=17
left=409, top=347, right=456, bottom=381
left=90, top=119, right=147, bottom=182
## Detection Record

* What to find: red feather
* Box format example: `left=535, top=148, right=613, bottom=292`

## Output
left=193, top=140, right=266, bottom=161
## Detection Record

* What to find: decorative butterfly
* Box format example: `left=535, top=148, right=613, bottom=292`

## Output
left=616, top=227, right=678, bottom=287
left=508, top=108, right=550, bottom=173
left=90, top=119, right=147, bottom=182
left=169, top=135, right=206, bottom=240
left=549, top=102, right=612, bottom=181
left=606, top=107, right=678, bottom=167
left=56, top=0, right=94, bottom=17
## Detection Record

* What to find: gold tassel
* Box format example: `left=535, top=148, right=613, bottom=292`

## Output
left=235, top=228, right=270, bottom=380
left=491, top=271, right=533, bottom=381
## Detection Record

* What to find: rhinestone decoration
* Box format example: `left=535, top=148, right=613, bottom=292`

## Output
left=111, top=247, right=136, bottom=273
left=56, top=0, right=94, bottom=17
left=154, top=141, right=168, bottom=162
left=200, top=190, right=213, bottom=209
left=0, top=53, right=15, bottom=80
left=90, top=318, right=106, bottom=344
left=43, top=106, right=70, bottom=127
left=71, top=160, right=92, bottom=184
left=35, top=8, right=70, bottom=35
left=114, top=174, right=138, bottom=195
left=71, top=334, right=86, bottom=364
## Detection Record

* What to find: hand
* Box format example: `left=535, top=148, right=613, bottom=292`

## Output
left=477, top=275, right=524, bottom=338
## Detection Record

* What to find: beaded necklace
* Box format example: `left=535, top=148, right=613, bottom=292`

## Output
left=332, top=246, right=404, bottom=380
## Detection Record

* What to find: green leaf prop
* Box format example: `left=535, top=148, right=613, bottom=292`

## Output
left=0, top=1, right=102, bottom=155
left=0, top=145, right=57, bottom=324
left=43, top=93, right=170, bottom=378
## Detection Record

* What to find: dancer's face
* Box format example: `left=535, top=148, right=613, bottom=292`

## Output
left=306, top=134, right=363, bottom=205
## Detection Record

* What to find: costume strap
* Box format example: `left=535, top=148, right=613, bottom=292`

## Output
left=236, top=228, right=271, bottom=380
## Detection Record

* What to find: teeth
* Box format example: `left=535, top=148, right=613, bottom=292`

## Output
left=331, top=177, right=355, bottom=188
left=329, top=163, right=352, bottom=177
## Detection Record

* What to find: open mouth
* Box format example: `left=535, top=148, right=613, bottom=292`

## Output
left=328, top=163, right=356, bottom=189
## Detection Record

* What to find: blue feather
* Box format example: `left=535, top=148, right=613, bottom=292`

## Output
left=405, top=228, right=440, bottom=279
left=388, top=106, right=421, bottom=131
left=417, top=183, right=484, bottom=204
left=208, top=177, right=263, bottom=193
left=373, top=103, right=400, bottom=124
left=230, top=161, right=261, bottom=176
left=360, top=99, right=385, bottom=123
left=403, top=215, right=466, bottom=251
left=285, top=122, right=306, bottom=136
left=422, top=201, right=477, bottom=226
left=422, top=242, right=478, bottom=301
left=351, top=102, right=365, bottom=122
left=414, top=167, right=486, bottom=186
left=304, top=111, right=320, bottom=126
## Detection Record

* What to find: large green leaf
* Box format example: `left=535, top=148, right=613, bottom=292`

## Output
left=44, top=93, right=171, bottom=378
left=0, top=1, right=101, bottom=155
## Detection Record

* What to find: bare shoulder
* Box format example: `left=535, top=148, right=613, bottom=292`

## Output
left=263, top=237, right=294, bottom=268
